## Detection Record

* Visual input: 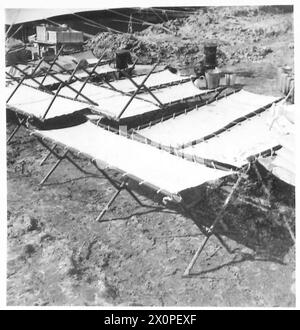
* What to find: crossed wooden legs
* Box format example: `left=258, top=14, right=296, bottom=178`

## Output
left=180, top=171, right=245, bottom=276
left=36, top=137, right=145, bottom=222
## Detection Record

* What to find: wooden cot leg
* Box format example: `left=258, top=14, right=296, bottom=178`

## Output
left=39, top=149, right=69, bottom=186
left=96, top=182, right=126, bottom=222
left=63, top=154, right=92, bottom=175
left=7, top=117, right=26, bottom=144
left=253, top=161, right=295, bottom=243
left=125, top=186, right=145, bottom=207
left=183, top=172, right=244, bottom=276
left=95, top=182, right=145, bottom=222
left=252, top=162, right=271, bottom=203
left=91, top=161, right=145, bottom=220
left=183, top=235, right=211, bottom=277
left=282, top=214, right=295, bottom=243
left=37, top=137, right=100, bottom=185
left=214, top=233, right=234, bottom=254
left=40, top=144, right=57, bottom=166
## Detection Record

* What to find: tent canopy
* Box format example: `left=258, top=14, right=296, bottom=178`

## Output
left=5, top=7, right=131, bottom=26
left=5, top=9, right=95, bottom=25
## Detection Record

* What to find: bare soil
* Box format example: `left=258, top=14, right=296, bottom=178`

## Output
left=7, top=6, right=295, bottom=307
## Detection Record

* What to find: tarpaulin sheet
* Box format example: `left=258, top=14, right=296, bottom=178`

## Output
left=6, top=84, right=87, bottom=119
left=5, top=8, right=111, bottom=25
left=137, top=90, right=279, bottom=147
left=182, top=107, right=280, bottom=168
left=33, top=122, right=231, bottom=195
left=60, top=80, right=210, bottom=119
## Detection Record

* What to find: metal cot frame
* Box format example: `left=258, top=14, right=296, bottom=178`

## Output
left=31, top=125, right=249, bottom=276
left=5, top=52, right=109, bottom=143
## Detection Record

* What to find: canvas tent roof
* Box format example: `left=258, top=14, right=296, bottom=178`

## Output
left=5, top=7, right=123, bottom=25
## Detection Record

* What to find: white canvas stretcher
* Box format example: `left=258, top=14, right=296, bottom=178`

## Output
left=6, top=84, right=88, bottom=119
left=182, top=107, right=281, bottom=168
left=74, top=64, right=119, bottom=79
left=23, top=73, right=75, bottom=88
left=6, top=64, right=31, bottom=78
left=136, top=90, right=280, bottom=148
left=59, top=80, right=211, bottom=119
left=258, top=103, right=295, bottom=186
left=63, top=50, right=106, bottom=67
left=106, top=69, right=190, bottom=92
left=33, top=121, right=231, bottom=195
left=32, top=121, right=244, bottom=275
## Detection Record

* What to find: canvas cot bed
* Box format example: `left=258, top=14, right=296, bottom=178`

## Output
left=134, top=90, right=283, bottom=149
left=59, top=79, right=215, bottom=120
left=31, top=121, right=246, bottom=276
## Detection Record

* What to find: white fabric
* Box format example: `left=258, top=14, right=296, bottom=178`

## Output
left=183, top=108, right=280, bottom=168
left=34, top=122, right=231, bottom=194
left=6, top=84, right=87, bottom=119
left=108, top=70, right=188, bottom=93
left=59, top=81, right=158, bottom=118
left=67, top=50, right=97, bottom=65
left=5, top=8, right=117, bottom=25
left=259, top=103, right=295, bottom=186
left=74, top=64, right=118, bottom=79
left=6, top=65, right=31, bottom=78
left=24, top=73, right=72, bottom=88
left=60, top=80, right=209, bottom=119
left=138, top=90, right=279, bottom=147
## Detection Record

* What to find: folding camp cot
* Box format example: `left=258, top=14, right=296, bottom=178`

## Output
left=6, top=57, right=172, bottom=142
left=21, top=72, right=78, bottom=90
left=133, top=90, right=283, bottom=150
left=6, top=64, right=32, bottom=78
left=61, top=50, right=111, bottom=67
left=102, top=69, right=191, bottom=93
left=59, top=76, right=216, bottom=121
left=6, top=52, right=111, bottom=143
left=67, top=63, right=120, bottom=80
left=31, top=121, right=249, bottom=276
left=128, top=91, right=284, bottom=173
left=258, top=103, right=295, bottom=187
left=259, top=135, right=295, bottom=186
left=8, top=49, right=110, bottom=90
left=181, top=107, right=283, bottom=170
left=5, top=81, right=93, bottom=143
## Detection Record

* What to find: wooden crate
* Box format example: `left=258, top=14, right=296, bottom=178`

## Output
left=47, top=30, right=83, bottom=44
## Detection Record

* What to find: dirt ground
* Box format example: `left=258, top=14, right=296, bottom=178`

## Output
left=6, top=6, right=295, bottom=307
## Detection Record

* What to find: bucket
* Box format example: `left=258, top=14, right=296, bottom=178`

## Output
left=205, top=71, right=220, bottom=89
left=225, top=73, right=237, bottom=86
left=204, top=43, right=217, bottom=69
left=198, top=71, right=220, bottom=89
